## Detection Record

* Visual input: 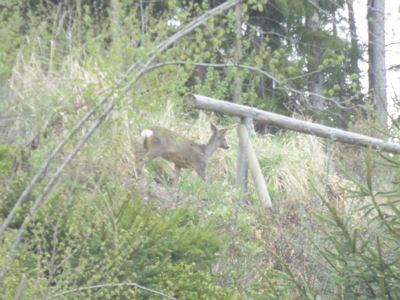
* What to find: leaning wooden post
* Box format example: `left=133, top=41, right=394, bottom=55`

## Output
left=237, top=123, right=272, bottom=209
left=236, top=117, right=251, bottom=192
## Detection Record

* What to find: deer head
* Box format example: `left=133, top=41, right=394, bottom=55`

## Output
left=210, top=122, right=229, bottom=149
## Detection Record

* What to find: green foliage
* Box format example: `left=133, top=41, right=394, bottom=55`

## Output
left=156, top=263, right=239, bottom=299
left=0, top=172, right=34, bottom=230
left=0, top=182, right=236, bottom=298
left=0, top=1, right=24, bottom=78
left=0, top=144, right=36, bottom=230
left=266, top=151, right=400, bottom=299
left=0, top=144, right=14, bottom=175
left=311, top=154, right=400, bottom=298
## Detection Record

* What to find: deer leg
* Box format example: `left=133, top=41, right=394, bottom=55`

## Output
left=173, top=165, right=181, bottom=185
left=135, top=149, right=146, bottom=161
left=134, top=149, right=148, bottom=171
left=135, top=148, right=164, bottom=177
left=195, top=163, right=206, bottom=181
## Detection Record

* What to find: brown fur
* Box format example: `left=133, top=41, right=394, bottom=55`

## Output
left=138, top=123, right=229, bottom=183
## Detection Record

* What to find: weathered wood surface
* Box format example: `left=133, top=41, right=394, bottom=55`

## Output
left=186, top=94, right=400, bottom=154
left=237, top=123, right=272, bottom=209
left=236, top=118, right=251, bottom=192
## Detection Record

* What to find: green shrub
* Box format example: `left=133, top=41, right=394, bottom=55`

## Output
left=0, top=144, right=35, bottom=229
left=313, top=155, right=400, bottom=299
left=1, top=182, right=236, bottom=299
left=268, top=152, right=400, bottom=299
left=0, top=144, right=15, bottom=176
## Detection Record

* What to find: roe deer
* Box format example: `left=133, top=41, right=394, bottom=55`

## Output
left=137, top=123, right=229, bottom=183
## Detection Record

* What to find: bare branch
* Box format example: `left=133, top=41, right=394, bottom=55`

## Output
left=13, top=275, right=26, bottom=300
left=140, top=60, right=358, bottom=110
left=51, top=282, right=176, bottom=299
left=386, top=42, right=400, bottom=47
left=306, top=0, right=330, bottom=15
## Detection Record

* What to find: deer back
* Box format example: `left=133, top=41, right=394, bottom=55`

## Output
left=143, top=127, right=205, bottom=169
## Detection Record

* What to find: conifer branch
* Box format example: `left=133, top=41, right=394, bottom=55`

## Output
left=51, top=282, right=176, bottom=299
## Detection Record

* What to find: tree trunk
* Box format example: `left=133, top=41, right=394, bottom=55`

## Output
left=368, top=0, right=387, bottom=128
left=347, top=0, right=360, bottom=87
left=306, top=1, right=324, bottom=111
left=110, top=0, right=120, bottom=39
left=139, top=0, right=145, bottom=46
left=232, top=2, right=242, bottom=103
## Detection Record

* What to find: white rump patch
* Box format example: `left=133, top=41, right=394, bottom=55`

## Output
left=141, top=129, right=153, bottom=138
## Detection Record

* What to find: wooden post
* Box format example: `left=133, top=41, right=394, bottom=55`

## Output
left=236, top=117, right=252, bottom=192
left=185, top=94, right=400, bottom=154
left=237, top=123, right=272, bottom=209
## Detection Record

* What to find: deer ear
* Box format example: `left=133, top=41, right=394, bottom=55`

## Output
left=210, top=122, right=217, bottom=132
left=220, top=128, right=228, bottom=134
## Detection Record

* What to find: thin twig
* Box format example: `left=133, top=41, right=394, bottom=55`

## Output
left=51, top=282, right=176, bottom=299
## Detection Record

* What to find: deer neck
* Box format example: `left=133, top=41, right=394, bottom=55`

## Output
left=203, top=135, right=219, bottom=160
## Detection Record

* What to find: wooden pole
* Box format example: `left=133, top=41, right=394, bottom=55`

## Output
left=185, top=94, right=400, bottom=154
left=236, top=118, right=251, bottom=191
left=237, top=123, right=272, bottom=209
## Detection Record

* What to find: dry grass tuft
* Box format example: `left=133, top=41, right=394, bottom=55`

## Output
left=4, top=46, right=106, bottom=146
left=252, top=132, right=328, bottom=203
